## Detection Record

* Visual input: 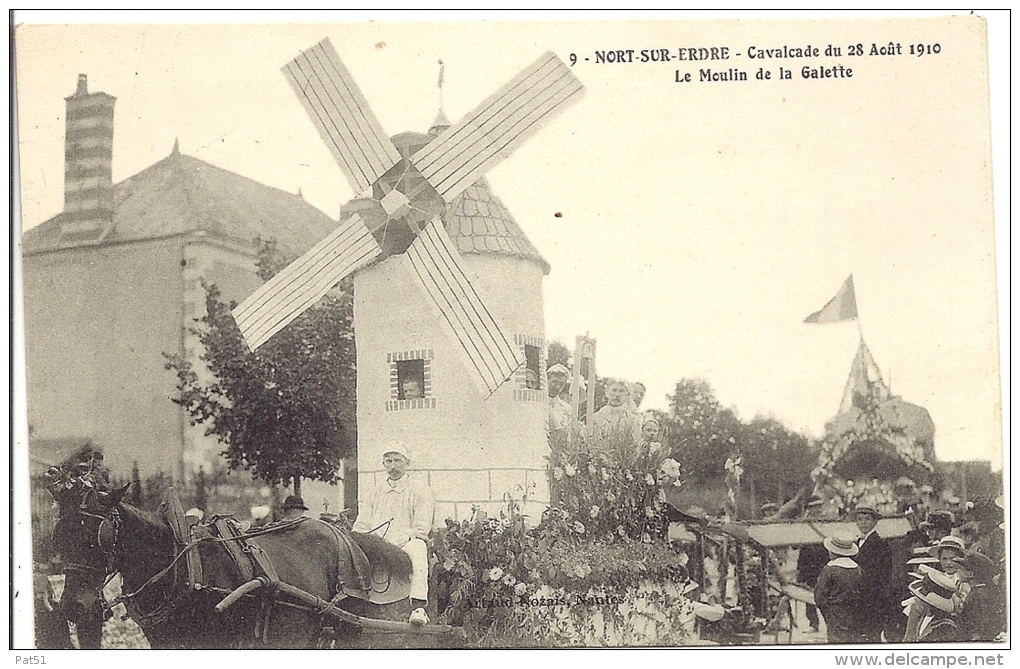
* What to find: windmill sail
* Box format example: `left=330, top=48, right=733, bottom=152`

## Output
left=233, top=213, right=382, bottom=351
left=283, top=38, right=402, bottom=194
left=404, top=219, right=523, bottom=394
left=412, top=52, right=584, bottom=202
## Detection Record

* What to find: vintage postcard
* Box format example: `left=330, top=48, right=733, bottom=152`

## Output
left=12, top=11, right=1008, bottom=655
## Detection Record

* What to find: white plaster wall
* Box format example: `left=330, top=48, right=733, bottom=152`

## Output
left=354, top=252, right=550, bottom=522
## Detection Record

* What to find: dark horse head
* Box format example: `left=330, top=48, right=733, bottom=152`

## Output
left=44, top=464, right=130, bottom=648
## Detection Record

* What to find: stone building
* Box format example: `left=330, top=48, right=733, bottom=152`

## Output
left=22, top=75, right=337, bottom=494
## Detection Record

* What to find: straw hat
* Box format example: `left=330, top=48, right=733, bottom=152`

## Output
left=930, top=535, right=966, bottom=559
left=692, top=601, right=726, bottom=622
left=853, top=503, right=881, bottom=519
left=908, top=570, right=957, bottom=614
left=823, top=533, right=860, bottom=557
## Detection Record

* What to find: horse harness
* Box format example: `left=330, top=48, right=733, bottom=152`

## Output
left=114, top=509, right=372, bottom=647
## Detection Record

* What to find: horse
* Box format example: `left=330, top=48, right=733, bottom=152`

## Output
left=45, top=467, right=420, bottom=649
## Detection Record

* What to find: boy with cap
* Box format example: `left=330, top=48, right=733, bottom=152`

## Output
left=908, top=570, right=961, bottom=642
left=814, top=532, right=866, bottom=644
left=352, top=442, right=437, bottom=625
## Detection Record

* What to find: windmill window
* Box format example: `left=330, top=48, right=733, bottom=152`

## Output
left=524, top=345, right=541, bottom=390
left=396, top=359, right=426, bottom=399
left=387, top=350, right=435, bottom=411
left=512, top=335, right=545, bottom=402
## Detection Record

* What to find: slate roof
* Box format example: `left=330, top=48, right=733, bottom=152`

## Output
left=443, top=177, right=550, bottom=275
left=23, top=147, right=338, bottom=258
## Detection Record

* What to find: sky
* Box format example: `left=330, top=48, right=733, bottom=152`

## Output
left=13, top=12, right=1008, bottom=469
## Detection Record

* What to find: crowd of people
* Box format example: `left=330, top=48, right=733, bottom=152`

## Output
left=810, top=502, right=1006, bottom=644
left=544, top=364, right=1007, bottom=645
left=546, top=365, right=662, bottom=469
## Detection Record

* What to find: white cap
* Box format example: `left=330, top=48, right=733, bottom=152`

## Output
left=383, top=441, right=413, bottom=460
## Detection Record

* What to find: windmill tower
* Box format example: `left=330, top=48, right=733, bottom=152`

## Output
left=233, top=40, right=583, bottom=522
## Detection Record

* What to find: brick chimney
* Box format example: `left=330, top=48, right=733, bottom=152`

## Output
left=61, top=74, right=116, bottom=239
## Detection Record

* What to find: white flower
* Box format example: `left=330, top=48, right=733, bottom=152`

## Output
left=487, top=567, right=504, bottom=581
left=502, top=573, right=517, bottom=587
left=572, top=521, right=586, bottom=534
left=564, top=464, right=577, bottom=477
left=553, top=466, right=564, bottom=481
left=590, top=505, right=600, bottom=518
left=601, top=467, right=610, bottom=481
left=644, top=473, right=655, bottom=486
left=514, top=582, right=528, bottom=596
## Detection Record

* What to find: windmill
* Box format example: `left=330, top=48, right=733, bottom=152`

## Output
left=232, top=39, right=584, bottom=395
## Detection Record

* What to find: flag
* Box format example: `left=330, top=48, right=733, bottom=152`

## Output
left=804, top=274, right=858, bottom=323
left=839, top=337, right=891, bottom=414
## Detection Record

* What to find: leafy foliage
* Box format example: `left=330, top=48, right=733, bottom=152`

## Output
left=664, top=379, right=742, bottom=484
left=548, top=431, right=669, bottom=542
left=164, top=240, right=357, bottom=492
left=432, top=492, right=691, bottom=645
left=740, top=416, right=817, bottom=508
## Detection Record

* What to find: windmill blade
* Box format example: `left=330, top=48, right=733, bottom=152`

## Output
left=403, top=219, right=523, bottom=395
left=283, top=38, right=402, bottom=194
left=411, top=52, right=584, bottom=203
left=233, top=213, right=382, bottom=351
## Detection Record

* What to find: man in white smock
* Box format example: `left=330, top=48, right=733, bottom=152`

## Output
left=352, top=442, right=437, bottom=625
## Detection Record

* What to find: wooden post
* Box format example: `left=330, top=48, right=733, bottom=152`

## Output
left=571, top=335, right=597, bottom=431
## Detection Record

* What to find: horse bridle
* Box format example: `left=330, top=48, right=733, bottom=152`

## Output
left=55, top=505, right=123, bottom=619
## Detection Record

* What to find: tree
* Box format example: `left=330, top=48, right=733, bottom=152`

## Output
left=165, top=239, right=358, bottom=497
left=664, top=379, right=740, bottom=484
left=740, top=416, right=817, bottom=513
left=129, top=461, right=142, bottom=506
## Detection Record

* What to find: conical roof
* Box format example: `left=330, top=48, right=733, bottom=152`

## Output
left=443, top=177, right=549, bottom=274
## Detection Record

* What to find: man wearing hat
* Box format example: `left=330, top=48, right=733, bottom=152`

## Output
left=853, top=503, right=893, bottom=642
left=352, top=442, right=437, bottom=625
left=814, top=531, right=865, bottom=644
left=279, top=495, right=309, bottom=521
left=955, top=552, right=1004, bottom=641
left=546, top=364, right=574, bottom=436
